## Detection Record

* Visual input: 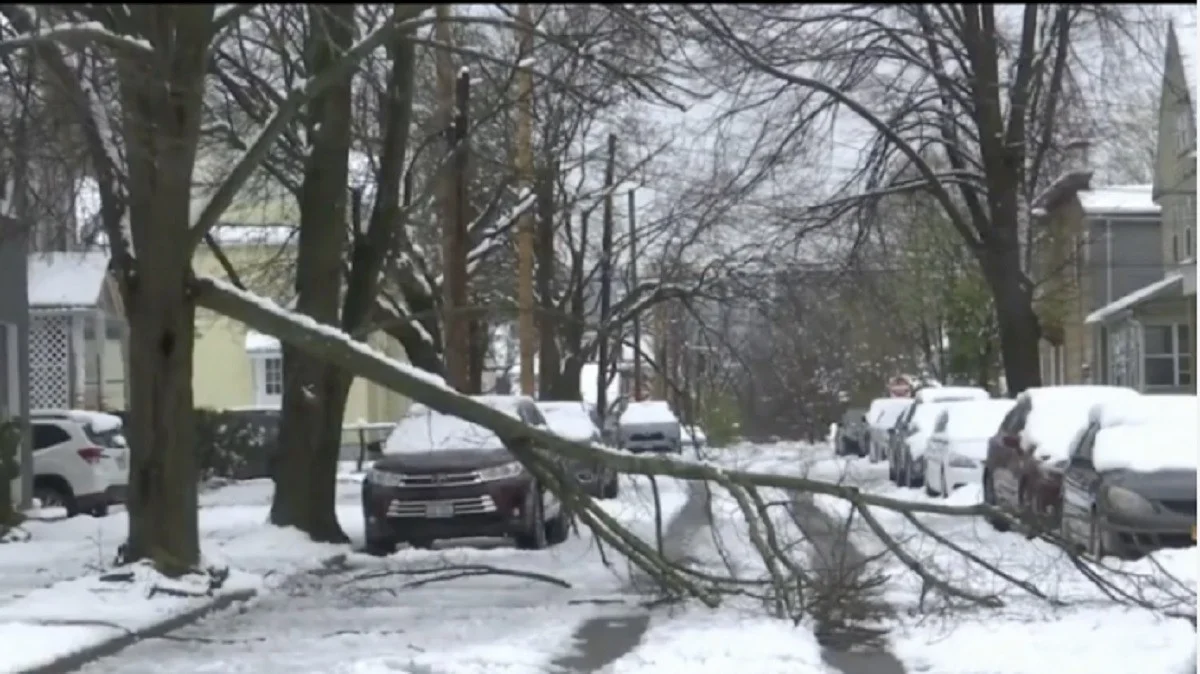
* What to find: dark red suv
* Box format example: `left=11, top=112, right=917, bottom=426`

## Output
left=362, top=395, right=571, bottom=554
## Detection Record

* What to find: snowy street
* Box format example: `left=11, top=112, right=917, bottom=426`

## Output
left=2, top=443, right=1196, bottom=674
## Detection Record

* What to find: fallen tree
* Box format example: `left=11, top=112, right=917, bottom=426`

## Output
left=192, top=274, right=1195, bottom=621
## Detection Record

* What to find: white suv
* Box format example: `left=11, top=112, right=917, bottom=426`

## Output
left=29, top=409, right=129, bottom=518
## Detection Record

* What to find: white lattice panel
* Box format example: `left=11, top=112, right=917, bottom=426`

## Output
left=29, top=314, right=71, bottom=409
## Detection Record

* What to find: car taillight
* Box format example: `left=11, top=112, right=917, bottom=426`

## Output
left=77, top=447, right=105, bottom=464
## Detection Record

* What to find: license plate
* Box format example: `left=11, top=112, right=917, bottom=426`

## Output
left=425, top=502, right=454, bottom=519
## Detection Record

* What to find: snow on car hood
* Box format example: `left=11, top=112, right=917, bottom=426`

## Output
left=384, top=410, right=509, bottom=454
left=1093, top=424, right=1198, bottom=473
left=621, top=401, right=677, bottom=425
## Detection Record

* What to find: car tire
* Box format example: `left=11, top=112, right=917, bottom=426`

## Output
left=364, top=537, right=397, bottom=557
left=983, top=471, right=1010, bottom=532
left=34, top=480, right=79, bottom=518
left=1088, top=510, right=1106, bottom=560
left=601, top=476, right=620, bottom=499
left=514, top=491, right=548, bottom=550
left=545, top=511, right=570, bottom=546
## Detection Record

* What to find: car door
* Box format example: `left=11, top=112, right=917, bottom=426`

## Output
left=989, top=398, right=1030, bottom=508
left=32, top=422, right=79, bottom=481
left=890, top=404, right=919, bottom=463
left=1061, top=424, right=1101, bottom=543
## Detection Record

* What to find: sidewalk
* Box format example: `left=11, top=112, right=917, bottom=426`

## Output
left=0, top=480, right=360, bottom=674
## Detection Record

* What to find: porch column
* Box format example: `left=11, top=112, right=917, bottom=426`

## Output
left=70, top=315, right=86, bottom=408
left=93, top=311, right=105, bottom=409
left=1191, top=299, right=1197, bottom=394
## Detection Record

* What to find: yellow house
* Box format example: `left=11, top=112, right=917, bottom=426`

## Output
left=191, top=195, right=411, bottom=437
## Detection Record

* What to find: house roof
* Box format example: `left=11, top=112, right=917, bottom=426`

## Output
left=244, top=330, right=280, bottom=353
left=1077, top=184, right=1159, bottom=216
left=1084, top=273, right=1183, bottom=325
left=1174, top=18, right=1197, bottom=122
left=27, top=251, right=111, bottom=308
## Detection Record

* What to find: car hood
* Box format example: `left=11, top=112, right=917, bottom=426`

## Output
left=373, top=448, right=513, bottom=472
left=1106, top=468, right=1197, bottom=500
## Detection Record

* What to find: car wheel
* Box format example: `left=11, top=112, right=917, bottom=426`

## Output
left=514, top=490, right=548, bottom=550
left=545, top=511, right=570, bottom=546
left=364, top=537, right=397, bottom=557
left=1087, top=510, right=1106, bottom=560
left=983, top=471, right=1009, bottom=532
left=34, top=481, right=79, bottom=518
left=601, top=476, right=620, bottom=499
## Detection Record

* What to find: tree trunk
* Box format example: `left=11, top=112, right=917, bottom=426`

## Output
left=270, top=4, right=355, bottom=543
left=535, top=163, right=560, bottom=398
left=981, top=249, right=1042, bottom=395
left=123, top=281, right=200, bottom=573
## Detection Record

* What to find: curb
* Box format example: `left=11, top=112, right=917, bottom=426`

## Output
left=19, top=588, right=258, bottom=674
left=16, top=552, right=351, bottom=674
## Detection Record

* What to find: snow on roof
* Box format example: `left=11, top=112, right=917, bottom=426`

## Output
left=1077, top=184, right=1160, bottom=216
left=941, top=399, right=1016, bottom=440
left=1089, top=394, right=1197, bottom=430
left=1093, top=423, right=1198, bottom=473
left=244, top=330, right=281, bottom=353
left=1020, top=386, right=1142, bottom=461
left=27, top=251, right=110, bottom=308
left=621, top=400, right=678, bottom=426
left=866, top=397, right=913, bottom=428
left=1174, top=17, right=1197, bottom=124
left=915, top=386, right=990, bottom=404
left=1084, top=273, right=1183, bottom=324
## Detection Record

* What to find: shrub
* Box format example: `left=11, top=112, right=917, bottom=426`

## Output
left=109, top=408, right=281, bottom=481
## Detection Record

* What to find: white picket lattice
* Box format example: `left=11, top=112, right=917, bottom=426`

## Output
left=29, top=314, right=71, bottom=409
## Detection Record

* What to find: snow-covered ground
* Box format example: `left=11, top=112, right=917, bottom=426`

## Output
left=796, top=447, right=1198, bottom=674
left=34, top=474, right=692, bottom=674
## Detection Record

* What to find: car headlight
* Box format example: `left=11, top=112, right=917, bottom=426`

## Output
left=948, top=454, right=977, bottom=469
left=366, top=469, right=405, bottom=487
left=1103, top=486, right=1155, bottom=516
left=478, top=461, right=525, bottom=481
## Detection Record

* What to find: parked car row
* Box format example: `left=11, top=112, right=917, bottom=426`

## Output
left=858, top=385, right=1197, bottom=559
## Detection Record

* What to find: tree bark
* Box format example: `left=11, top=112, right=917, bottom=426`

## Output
left=981, top=247, right=1042, bottom=395
left=270, top=4, right=356, bottom=543
left=535, top=162, right=561, bottom=398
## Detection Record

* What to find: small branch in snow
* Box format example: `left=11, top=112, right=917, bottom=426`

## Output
left=340, top=563, right=572, bottom=590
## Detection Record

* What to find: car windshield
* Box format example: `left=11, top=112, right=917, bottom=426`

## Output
left=385, top=399, right=522, bottom=454
left=86, top=426, right=127, bottom=449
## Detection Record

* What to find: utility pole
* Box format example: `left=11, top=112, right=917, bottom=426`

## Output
left=628, top=188, right=642, bottom=400
left=596, top=134, right=616, bottom=418
left=516, top=2, right=536, bottom=396
left=441, top=69, right=472, bottom=392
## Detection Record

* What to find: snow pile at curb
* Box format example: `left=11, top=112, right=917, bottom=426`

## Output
left=0, top=561, right=260, bottom=674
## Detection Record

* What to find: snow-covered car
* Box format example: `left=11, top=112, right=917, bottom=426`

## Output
left=888, top=387, right=991, bottom=483
left=1058, top=395, right=1197, bottom=558
left=618, top=400, right=682, bottom=454
left=362, top=395, right=570, bottom=554
left=982, top=385, right=1141, bottom=532
left=863, top=398, right=914, bottom=463
left=536, top=400, right=618, bottom=499
left=28, top=409, right=128, bottom=517
left=923, top=398, right=1016, bottom=497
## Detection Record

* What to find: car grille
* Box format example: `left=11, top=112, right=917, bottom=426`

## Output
left=398, top=471, right=482, bottom=487
left=629, top=432, right=666, bottom=442
left=386, top=495, right=498, bottom=518
left=1158, top=499, right=1197, bottom=516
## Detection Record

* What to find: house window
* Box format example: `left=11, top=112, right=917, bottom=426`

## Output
left=1143, top=324, right=1191, bottom=388
left=250, top=354, right=284, bottom=406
